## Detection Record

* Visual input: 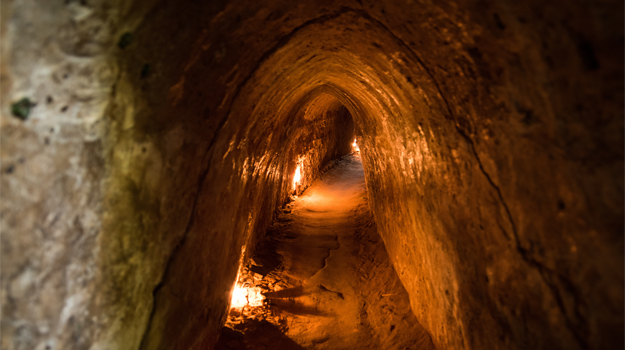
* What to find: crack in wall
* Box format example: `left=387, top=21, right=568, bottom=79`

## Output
left=138, top=151, right=215, bottom=350
left=468, top=140, right=588, bottom=349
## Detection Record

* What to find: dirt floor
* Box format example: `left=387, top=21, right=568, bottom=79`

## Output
left=215, top=154, right=435, bottom=350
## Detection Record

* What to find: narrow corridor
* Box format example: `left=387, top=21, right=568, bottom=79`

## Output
left=216, top=154, right=435, bottom=350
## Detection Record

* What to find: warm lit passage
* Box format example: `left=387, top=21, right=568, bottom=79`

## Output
left=220, top=153, right=434, bottom=349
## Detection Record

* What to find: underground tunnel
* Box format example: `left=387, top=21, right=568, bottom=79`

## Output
left=1, top=1, right=623, bottom=350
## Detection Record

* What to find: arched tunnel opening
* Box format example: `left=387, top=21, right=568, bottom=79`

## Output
left=1, top=1, right=623, bottom=350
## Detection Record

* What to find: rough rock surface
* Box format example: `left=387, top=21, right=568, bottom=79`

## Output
left=1, top=1, right=622, bottom=350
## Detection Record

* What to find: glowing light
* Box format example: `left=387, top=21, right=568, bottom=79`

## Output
left=230, top=284, right=265, bottom=309
left=231, top=285, right=248, bottom=308
left=352, top=138, right=360, bottom=152
left=293, top=164, right=302, bottom=189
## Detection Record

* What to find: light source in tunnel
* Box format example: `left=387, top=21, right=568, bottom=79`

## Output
left=352, top=138, right=360, bottom=153
left=229, top=247, right=265, bottom=310
left=231, top=285, right=249, bottom=308
left=230, top=283, right=264, bottom=309
left=292, top=164, right=302, bottom=190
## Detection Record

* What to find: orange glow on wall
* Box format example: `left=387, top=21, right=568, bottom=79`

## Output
left=293, top=164, right=302, bottom=189
left=352, top=138, right=360, bottom=152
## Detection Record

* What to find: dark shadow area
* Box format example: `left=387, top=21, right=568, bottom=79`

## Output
left=214, top=320, right=306, bottom=350
left=268, top=299, right=331, bottom=317
left=263, top=286, right=308, bottom=299
left=248, top=231, right=284, bottom=276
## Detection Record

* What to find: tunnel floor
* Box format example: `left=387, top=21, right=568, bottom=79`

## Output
left=215, top=154, right=434, bottom=350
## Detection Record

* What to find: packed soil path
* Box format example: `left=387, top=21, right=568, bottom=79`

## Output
left=216, top=154, right=435, bottom=350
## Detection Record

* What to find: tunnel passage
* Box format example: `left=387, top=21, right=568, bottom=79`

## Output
left=1, top=1, right=623, bottom=350
left=137, top=82, right=358, bottom=350
left=216, top=153, right=437, bottom=350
